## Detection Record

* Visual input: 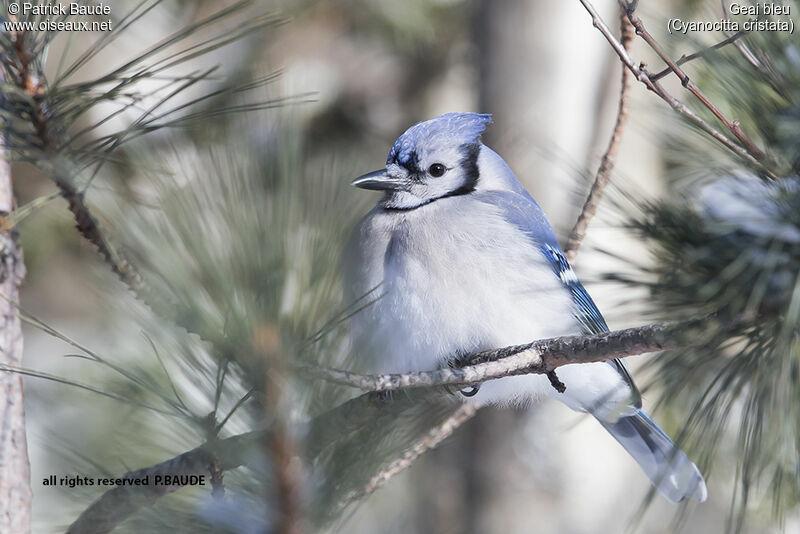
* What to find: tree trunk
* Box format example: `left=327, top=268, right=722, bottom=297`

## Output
left=475, top=0, right=615, bottom=233
left=469, top=1, right=617, bottom=530
left=0, top=128, right=31, bottom=532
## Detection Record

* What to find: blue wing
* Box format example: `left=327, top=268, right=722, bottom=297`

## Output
left=474, top=190, right=609, bottom=334
left=476, top=190, right=640, bottom=404
left=539, top=242, right=641, bottom=407
left=539, top=243, right=609, bottom=335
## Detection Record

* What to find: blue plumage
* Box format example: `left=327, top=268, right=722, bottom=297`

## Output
left=487, top=190, right=641, bottom=407
left=387, top=112, right=492, bottom=167
left=479, top=189, right=611, bottom=335
left=540, top=244, right=609, bottom=334
left=347, top=112, right=707, bottom=503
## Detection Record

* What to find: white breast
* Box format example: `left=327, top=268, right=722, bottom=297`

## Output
left=349, top=196, right=572, bottom=392
left=346, top=195, right=631, bottom=412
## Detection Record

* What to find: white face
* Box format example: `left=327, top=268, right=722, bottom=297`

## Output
left=380, top=142, right=480, bottom=210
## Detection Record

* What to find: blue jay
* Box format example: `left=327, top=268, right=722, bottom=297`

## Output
left=345, top=112, right=707, bottom=503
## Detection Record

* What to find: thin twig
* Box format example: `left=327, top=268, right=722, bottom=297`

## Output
left=650, top=30, right=748, bottom=82
left=576, top=0, right=777, bottom=179
left=719, top=0, right=786, bottom=96
left=54, top=172, right=143, bottom=289
left=564, top=9, right=634, bottom=261
left=720, top=0, right=764, bottom=70
left=334, top=403, right=478, bottom=514
left=619, top=1, right=767, bottom=162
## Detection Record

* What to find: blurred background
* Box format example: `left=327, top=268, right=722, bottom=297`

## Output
left=8, top=0, right=798, bottom=532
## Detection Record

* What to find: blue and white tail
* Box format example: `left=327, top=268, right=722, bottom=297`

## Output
left=595, top=408, right=707, bottom=503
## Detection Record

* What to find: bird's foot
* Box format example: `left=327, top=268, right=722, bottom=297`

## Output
left=459, top=385, right=481, bottom=397
left=370, top=390, right=394, bottom=403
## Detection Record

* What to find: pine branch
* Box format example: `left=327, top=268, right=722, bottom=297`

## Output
left=618, top=1, right=766, bottom=162
left=564, top=8, right=634, bottom=261
left=650, top=30, right=748, bottom=82
left=719, top=0, right=765, bottom=72
left=66, top=315, right=749, bottom=532
left=576, top=0, right=777, bottom=179
left=65, top=430, right=263, bottom=534
left=298, top=321, right=695, bottom=392
left=331, top=403, right=478, bottom=516
left=1, top=3, right=284, bottom=294
left=257, top=329, right=303, bottom=534
left=56, top=173, right=143, bottom=289
left=5, top=26, right=143, bottom=291
left=66, top=391, right=446, bottom=533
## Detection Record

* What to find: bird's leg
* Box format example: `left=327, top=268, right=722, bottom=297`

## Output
left=369, top=390, right=394, bottom=403
left=547, top=370, right=567, bottom=393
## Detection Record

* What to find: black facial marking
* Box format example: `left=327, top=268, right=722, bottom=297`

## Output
left=389, top=149, right=422, bottom=175
left=382, top=143, right=481, bottom=212
left=441, top=142, right=480, bottom=198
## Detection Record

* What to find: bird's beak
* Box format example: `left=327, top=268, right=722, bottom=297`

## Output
left=351, top=169, right=404, bottom=191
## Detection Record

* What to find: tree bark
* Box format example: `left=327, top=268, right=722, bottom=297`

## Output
left=0, top=130, right=31, bottom=530
left=475, top=0, right=616, bottom=232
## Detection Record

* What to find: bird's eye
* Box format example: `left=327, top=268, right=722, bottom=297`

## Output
left=428, top=163, right=446, bottom=177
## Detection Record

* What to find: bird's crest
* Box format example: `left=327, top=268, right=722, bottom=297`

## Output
left=387, top=112, right=492, bottom=166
